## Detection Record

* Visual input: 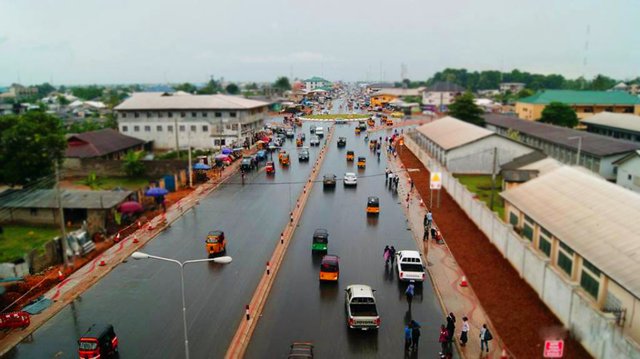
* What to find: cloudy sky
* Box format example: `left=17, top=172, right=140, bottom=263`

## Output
left=1, top=0, right=638, bottom=85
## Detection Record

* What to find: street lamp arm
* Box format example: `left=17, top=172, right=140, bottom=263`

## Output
left=183, top=256, right=233, bottom=266
left=144, top=254, right=183, bottom=268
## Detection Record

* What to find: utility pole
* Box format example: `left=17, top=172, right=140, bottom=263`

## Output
left=174, top=116, right=180, bottom=158
left=188, top=128, right=193, bottom=188
left=568, top=136, right=583, bottom=166
left=55, top=163, right=72, bottom=268
left=489, top=147, right=498, bottom=211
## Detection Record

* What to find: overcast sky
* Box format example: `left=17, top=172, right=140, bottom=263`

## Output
left=1, top=0, right=638, bottom=86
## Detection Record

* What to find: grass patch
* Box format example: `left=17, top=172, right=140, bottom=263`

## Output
left=75, top=176, right=149, bottom=190
left=0, top=225, right=61, bottom=263
left=454, top=174, right=505, bottom=219
left=304, top=114, right=370, bottom=120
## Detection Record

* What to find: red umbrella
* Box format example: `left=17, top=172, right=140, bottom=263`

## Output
left=118, top=201, right=143, bottom=214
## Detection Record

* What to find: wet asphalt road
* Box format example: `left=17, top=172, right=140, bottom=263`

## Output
left=3, top=120, right=323, bottom=359
left=245, top=118, right=447, bottom=358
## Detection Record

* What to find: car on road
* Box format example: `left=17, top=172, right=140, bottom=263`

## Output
left=346, top=150, right=354, bottom=161
left=344, top=284, right=380, bottom=330
left=312, top=228, right=329, bottom=252
left=205, top=230, right=227, bottom=256
left=309, top=135, right=320, bottom=146
left=366, top=196, right=379, bottom=214
left=298, top=148, right=310, bottom=161
left=337, top=137, right=347, bottom=147
left=315, top=127, right=324, bottom=137
left=323, top=174, right=337, bottom=187
left=256, top=150, right=267, bottom=161
left=343, top=172, right=357, bottom=186
left=358, top=121, right=367, bottom=130
left=265, top=161, right=275, bottom=174
left=78, top=324, right=119, bottom=359
left=319, top=255, right=339, bottom=281
left=310, top=125, right=316, bottom=133
left=286, top=129, right=295, bottom=138
left=357, top=156, right=366, bottom=168
left=396, top=250, right=426, bottom=282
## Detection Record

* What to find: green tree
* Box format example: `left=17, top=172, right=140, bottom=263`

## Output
left=448, top=91, right=485, bottom=126
left=590, top=74, right=616, bottom=91
left=225, top=83, right=240, bottom=95
left=198, top=79, right=221, bottom=95
left=122, top=151, right=146, bottom=178
left=81, top=172, right=104, bottom=189
left=273, top=76, right=291, bottom=92
left=539, top=102, right=578, bottom=128
left=246, top=82, right=259, bottom=90
left=35, top=83, right=56, bottom=98
left=103, top=113, right=118, bottom=129
left=0, top=111, right=66, bottom=185
left=71, top=85, right=105, bottom=100
left=57, top=95, right=70, bottom=106
left=173, top=82, right=197, bottom=93
left=516, top=88, right=534, bottom=99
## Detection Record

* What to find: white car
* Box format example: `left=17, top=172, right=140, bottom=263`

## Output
left=344, top=172, right=357, bottom=186
left=315, top=127, right=324, bottom=137
left=309, top=135, right=320, bottom=146
left=396, top=250, right=426, bottom=282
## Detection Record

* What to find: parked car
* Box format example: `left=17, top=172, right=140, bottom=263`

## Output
left=309, top=135, right=320, bottom=146
left=343, top=172, right=357, bottom=186
left=337, top=137, right=347, bottom=147
left=299, top=148, right=310, bottom=161
left=344, top=284, right=380, bottom=330
left=396, top=250, right=425, bottom=282
left=323, top=174, right=337, bottom=187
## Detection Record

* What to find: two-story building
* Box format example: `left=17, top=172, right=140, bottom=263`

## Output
left=303, top=76, right=331, bottom=92
left=114, top=92, right=269, bottom=150
left=369, top=88, right=423, bottom=108
left=515, top=90, right=640, bottom=120
left=421, top=81, right=465, bottom=112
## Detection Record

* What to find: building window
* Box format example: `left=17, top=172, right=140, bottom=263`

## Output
left=624, top=107, right=633, bottom=113
left=202, top=125, right=208, bottom=132
left=629, top=174, right=632, bottom=181
left=191, top=112, right=196, bottom=117
left=190, top=125, right=196, bottom=132
left=538, top=227, right=552, bottom=257
left=179, top=125, right=185, bottom=132
left=583, top=107, right=594, bottom=113
left=509, top=212, right=518, bottom=226
left=156, top=125, right=163, bottom=132
left=134, top=125, right=140, bottom=132
left=134, top=112, right=139, bottom=118
left=232, top=124, right=238, bottom=131
left=167, top=125, right=173, bottom=132
left=30, top=208, right=37, bottom=216
left=230, top=112, right=237, bottom=118
left=122, top=113, right=127, bottom=118
left=215, top=112, right=222, bottom=117
left=168, top=112, right=173, bottom=118
left=181, top=112, right=186, bottom=118
left=202, top=112, right=207, bottom=117
left=604, top=107, right=614, bottom=112
left=122, top=126, right=128, bottom=132
left=147, top=112, right=151, bottom=118
left=522, top=215, right=534, bottom=241
left=557, top=241, right=574, bottom=277
left=144, top=125, right=151, bottom=132
left=580, top=259, right=601, bottom=299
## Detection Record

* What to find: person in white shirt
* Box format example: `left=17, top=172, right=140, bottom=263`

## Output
left=460, top=316, right=469, bottom=346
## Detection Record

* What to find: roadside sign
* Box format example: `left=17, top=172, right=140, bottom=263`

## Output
left=430, top=172, right=442, bottom=190
left=544, top=340, right=564, bottom=358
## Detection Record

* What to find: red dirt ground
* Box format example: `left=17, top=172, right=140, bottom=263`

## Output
left=400, top=145, right=592, bottom=359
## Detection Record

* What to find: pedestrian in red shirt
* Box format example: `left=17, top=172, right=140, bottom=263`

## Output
left=438, top=324, right=449, bottom=358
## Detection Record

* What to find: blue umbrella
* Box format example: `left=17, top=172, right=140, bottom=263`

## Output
left=145, top=187, right=168, bottom=197
left=221, top=148, right=233, bottom=155
left=193, top=163, right=211, bottom=170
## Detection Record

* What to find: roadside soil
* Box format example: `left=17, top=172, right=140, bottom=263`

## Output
left=399, top=144, right=592, bottom=359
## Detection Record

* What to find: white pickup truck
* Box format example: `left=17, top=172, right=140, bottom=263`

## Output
left=345, top=284, right=380, bottom=330
left=396, top=250, right=426, bottom=282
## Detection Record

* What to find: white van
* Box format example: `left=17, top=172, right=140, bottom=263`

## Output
left=315, top=126, right=324, bottom=137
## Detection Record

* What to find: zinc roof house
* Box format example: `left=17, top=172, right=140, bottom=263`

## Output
left=65, top=129, right=145, bottom=159
left=515, top=89, right=640, bottom=120
left=581, top=112, right=640, bottom=143
left=501, top=165, right=640, bottom=345
left=485, top=113, right=640, bottom=180
left=407, top=116, right=533, bottom=174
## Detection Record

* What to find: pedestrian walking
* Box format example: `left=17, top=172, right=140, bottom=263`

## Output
left=460, top=316, right=469, bottom=346
left=394, top=176, right=400, bottom=190
left=383, top=245, right=391, bottom=264
left=389, top=246, right=396, bottom=262
left=410, top=178, right=414, bottom=192
left=404, top=324, right=412, bottom=351
left=411, top=322, right=421, bottom=350
left=405, top=281, right=415, bottom=307
left=446, top=313, right=456, bottom=352
left=426, top=210, right=433, bottom=227
left=479, top=324, right=492, bottom=353
left=385, top=168, right=390, bottom=183
left=438, top=324, right=449, bottom=358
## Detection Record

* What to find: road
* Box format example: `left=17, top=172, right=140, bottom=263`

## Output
left=3, top=120, right=322, bottom=359
left=246, top=113, right=447, bottom=357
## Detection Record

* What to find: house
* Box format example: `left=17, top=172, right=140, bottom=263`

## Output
left=499, top=82, right=525, bottom=94
left=65, top=129, right=146, bottom=160
left=612, top=151, right=640, bottom=193
left=303, top=76, right=331, bottom=92
left=515, top=90, right=640, bottom=120
left=114, top=92, right=270, bottom=150
left=499, top=151, right=561, bottom=190
left=611, top=82, right=629, bottom=92
left=407, top=116, right=533, bottom=174
left=501, top=165, right=640, bottom=347
left=421, top=81, right=465, bottom=112
left=484, top=113, right=640, bottom=180
left=369, top=88, right=422, bottom=108
left=581, top=112, right=640, bottom=143
left=0, top=84, right=38, bottom=100
left=0, top=189, right=132, bottom=234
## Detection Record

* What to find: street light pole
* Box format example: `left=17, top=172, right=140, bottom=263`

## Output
left=568, top=136, right=583, bottom=166
left=131, top=252, right=232, bottom=359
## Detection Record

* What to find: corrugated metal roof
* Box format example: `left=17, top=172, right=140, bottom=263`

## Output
left=0, top=189, right=132, bottom=209
left=518, top=90, right=640, bottom=105
left=416, top=116, right=493, bottom=150
left=66, top=129, right=145, bottom=158
left=371, top=88, right=422, bottom=97
left=115, top=92, right=269, bottom=111
left=501, top=166, right=640, bottom=299
left=427, top=81, right=465, bottom=92
left=500, top=151, right=547, bottom=170
left=581, top=112, right=640, bottom=133
left=519, top=157, right=562, bottom=174
left=485, top=114, right=640, bottom=157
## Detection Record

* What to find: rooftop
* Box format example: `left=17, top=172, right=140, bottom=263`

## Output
left=416, top=116, right=493, bottom=151
left=115, top=92, right=269, bottom=111
left=581, top=112, right=640, bottom=133
left=484, top=114, right=640, bottom=157
left=426, top=81, right=465, bottom=93
left=66, top=129, right=146, bottom=159
left=371, top=88, right=422, bottom=97
left=304, top=76, right=330, bottom=83
left=0, top=189, right=132, bottom=209
left=501, top=166, right=640, bottom=299
left=518, top=90, right=640, bottom=105
left=500, top=151, right=547, bottom=171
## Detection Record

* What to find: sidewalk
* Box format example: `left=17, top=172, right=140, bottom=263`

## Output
left=0, top=160, right=243, bottom=357
left=387, top=155, right=508, bottom=359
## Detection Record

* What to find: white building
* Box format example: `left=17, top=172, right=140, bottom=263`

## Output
left=421, top=82, right=465, bottom=111
left=499, top=82, right=525, bottom=94
left=303, top=76, right=331, bottom=91
left=613, top=150, right=640, bottom=193
left=115, top=92, right=269, bottom=150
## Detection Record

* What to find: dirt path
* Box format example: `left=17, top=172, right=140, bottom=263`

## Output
left=399, top=144, right=591, bottom=359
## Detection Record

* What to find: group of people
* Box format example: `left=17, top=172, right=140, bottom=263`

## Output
left=385, top=167, right=400, bottom=191
left=435, top=313, right=492, bottom=358
left=383, top=245, right=397, bottom=265
left=404, top=319, right=422, bottom=352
